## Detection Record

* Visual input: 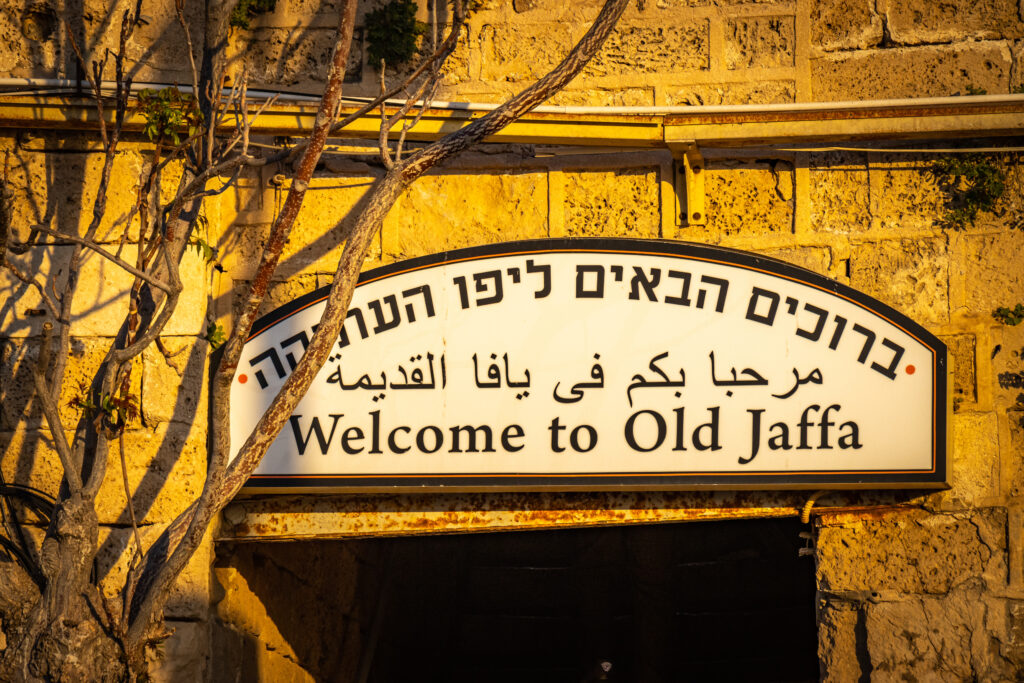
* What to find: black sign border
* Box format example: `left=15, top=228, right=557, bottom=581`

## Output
left=241, top=237, right=949, bottom=492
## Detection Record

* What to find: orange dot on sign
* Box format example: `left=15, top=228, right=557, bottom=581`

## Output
left=238, top=374, right=248, bottom=384
left=906, top=365, right=916, bottom=375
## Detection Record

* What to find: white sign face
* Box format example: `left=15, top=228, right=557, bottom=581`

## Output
left=230, top=239, right=948, bottom=491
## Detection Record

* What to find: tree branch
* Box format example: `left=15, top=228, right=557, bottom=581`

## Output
left=124, top=0, right=629, bottom=644
left=124, top=0, right=361, bottom=643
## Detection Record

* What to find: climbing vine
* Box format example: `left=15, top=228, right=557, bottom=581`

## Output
left=930, top=153, right=1007, bottom=230
left=366, top=0, right=428, bottom=67
left=229, top=0, right=277, bottom=29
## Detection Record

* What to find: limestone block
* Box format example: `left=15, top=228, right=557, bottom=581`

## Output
left=1013, top=41, right=1024, bottom=92
left=244, top=26, right=363, bottom=88
left=563, top=167, right=660, bottom=238
left=209, top=173, right=277, bottom=228
left=547, top=87, right=655, bottom=106
left=383, top=169, right=548, bottom=260
left=0, top=335, right=145, bottom=432
left=0, top=246, right=71, bottom=338
left=0, top=2, right=65, bottom=77
left=994, top=324, right=1024, bottom=411
left=816, top=599, right=867, bottom=683
left=933, top=411, right=1000, bottom=507
left=940, top=334, right=977, bottom=406
left=809, top=151, right=870, bottom=233
left=885, top=0, right=1023, bottom=46
left=218, top=174, right=382, bottom=280
left=585, top=21, right=710, bottom=76
left=756, top=246, right=831, bottom=276
left=480, top=23, right=574, bottom=82
left=80, top=0, right=204, bottom=84
left=664, top=80, right=795, bottom=105
left=0, top=421, right=206, bottom=525
left=232, top=275, right=321, bottom=327
left=0, top=421, right=206, bottom=524
left=869, top=153, right=946, bottom=232
left=95, top=525, right=211, bottom=620
left=816, top=508, right=1007, bottom=594
left=96, top=422, right=207, bottom=526
left=687, top=159, right=793, bottom=242
left=69, top=244, right=208, bottom=337
left=811, top=43, right=1011, bottom=101
left=865, top=591, right=1013, bottom=681
left=147, top=621, right=208, bottom=683
left=1006, top=409, right=1024, bottom=497
left=676, top=0, right=781, bottom=5
left=140, top=337, right=209, bottom=427
left=213, top=542, right=373, bottom=681
left=964, top=231, right=1024, bottom=315
left=809, top=0, right=882, bottom=51
left=5, top=146, right=144, bottom=244
left=724, top=15, right=795, bottom=70
left=848, top=238, right=948, bottom=324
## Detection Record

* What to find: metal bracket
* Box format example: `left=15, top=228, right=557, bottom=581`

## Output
left=667, top=140, right=706, bottom=227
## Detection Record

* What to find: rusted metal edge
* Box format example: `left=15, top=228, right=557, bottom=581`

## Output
left=216, top=491, right=925, bottom=541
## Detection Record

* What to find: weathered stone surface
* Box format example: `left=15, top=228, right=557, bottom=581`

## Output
left=994, top=324, right=1024, bottom=415
left=724, top=15, right=795, bottom=69
left=140, top=336, right=209, bottom=427
left=384, top=169, right=548, bottom=259
left=941, top=333, right=978, bottom=406
left=245, top=26, right=363, bottom=88
left=756, top=246, right=831, bottom=276
left=213, top=541, right=380, bottom=682
left=864, top=591, right=1015, bottom=680
left=4, top=145, right=144, bottom=244
left=817, top=600, right=867, bottom=682
left=232, top=274, right=320, bottom=326
left=689, top=159, right=793, bottom=242
left=885, top=0, right=1024, bottom=46
left=480, top=23, right=574, bottom=82
left=547, top=87, right=655, bottom=106
left=81, top=0, right=204, bottom=83
left=810, top=0, right=882, bottom=51
left=563, top=167, right=660, bottom=238
left=810, top=151, right=870, bottom=233
left=1005, top=408, right=1024, bottom=497
left=935, top=411, right=1000, bottom=507
left=95, top=525, right=211, bottom=619
left=848, top=238, right=948, bottom=323
left=811, top=43, right=1011, bottom=100
left=816, top=508, right=1007, bottom=594
left=0, top=2, right=64, bottom=77
left=870, top=153, right=947, bottom=231
left=67, top=244, right=208, bottom=337
left=0, top=335, right=141, bottom=431
left=219, top=174, right=382, bottom=279
left=148, top=621, right=208, bottom=683
left=964, top=231, right=1024, bottom=315
left=664, top=80, right=795, bottom=105
left=586, top=21, right=710, bottom=76
left=0, top=422, right=206, bottom=525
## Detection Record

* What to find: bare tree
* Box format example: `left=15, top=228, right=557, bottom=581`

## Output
left=0, top=0, right=630, bottom=678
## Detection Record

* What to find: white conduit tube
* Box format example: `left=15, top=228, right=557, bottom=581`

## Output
left=2, top=76, right=1024, bottom=116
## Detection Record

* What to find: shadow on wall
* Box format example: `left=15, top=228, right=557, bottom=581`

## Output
left=212, top=538, right=390, bottom=681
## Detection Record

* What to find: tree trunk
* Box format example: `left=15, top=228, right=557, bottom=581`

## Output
left=2, top=493, right=126, bottom=681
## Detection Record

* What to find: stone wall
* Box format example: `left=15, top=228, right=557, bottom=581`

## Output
left=0, top=0, right=1023, bottom=681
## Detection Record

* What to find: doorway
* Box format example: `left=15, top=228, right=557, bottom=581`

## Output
left=213, top=518, right=818, bottom=682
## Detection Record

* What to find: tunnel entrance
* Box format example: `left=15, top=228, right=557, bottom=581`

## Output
left=213, top=518, right=819, bottom=682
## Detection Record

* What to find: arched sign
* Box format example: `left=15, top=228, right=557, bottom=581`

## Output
left=230, top=239, right=949, bottom=491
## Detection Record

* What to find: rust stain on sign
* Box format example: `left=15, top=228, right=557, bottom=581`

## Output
left=218, top=490, right=921, bottom=541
